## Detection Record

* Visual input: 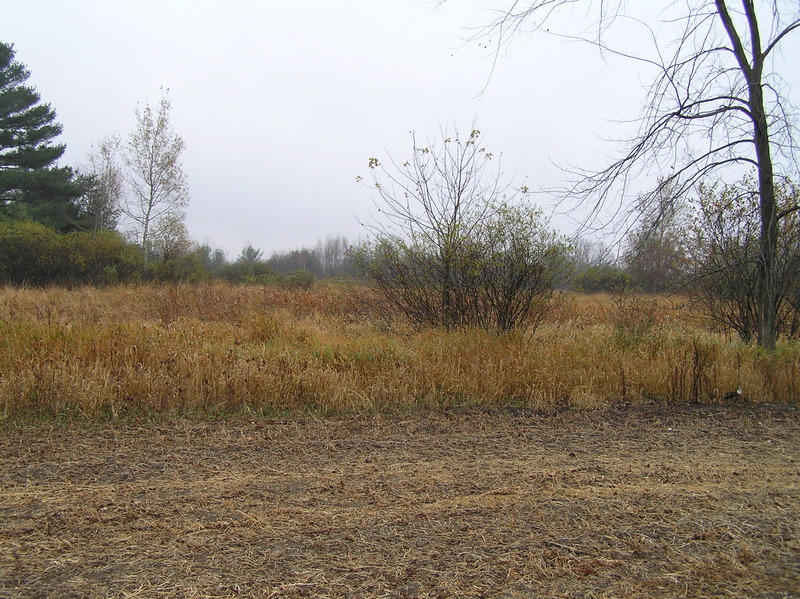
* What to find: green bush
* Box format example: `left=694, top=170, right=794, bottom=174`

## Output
left=574, top=265, right=630, bottom=293
left=243, top=270, right=315, bottom=288
left=0, top=221, right=143, bottom=285
left=63, top=230, right=143, bottom=285
left=281, top=270, right=315, bottom=288
left=0, top=221, right=65, bottom=285
left=145, top=250, right=209, bottom=284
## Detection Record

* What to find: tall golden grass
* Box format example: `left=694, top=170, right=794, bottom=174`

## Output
left=0, top=283, right=797, bottom=421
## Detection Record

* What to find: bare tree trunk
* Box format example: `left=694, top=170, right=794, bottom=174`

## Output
left=715, top=0, right=779, bottom=349
left=141, top=208, right=151, bottom=267
left=754, top=95, right=778, bottom=350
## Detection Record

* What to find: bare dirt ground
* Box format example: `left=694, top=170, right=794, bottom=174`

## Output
left=1, top=405, right=798, bottom=599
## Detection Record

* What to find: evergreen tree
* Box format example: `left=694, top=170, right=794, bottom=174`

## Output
left=0, top=42, right=83, bottom=231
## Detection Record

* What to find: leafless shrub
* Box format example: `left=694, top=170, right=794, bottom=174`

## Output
left=356, top=127, right=567, bottom=332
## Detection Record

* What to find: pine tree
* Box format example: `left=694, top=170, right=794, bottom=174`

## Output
left=0, top=42, right=84, bottom=231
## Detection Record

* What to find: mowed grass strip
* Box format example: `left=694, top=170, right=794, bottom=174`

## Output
left=0, top=408, right=797, bottom=597
left=0, top=284, right=797, bottom=421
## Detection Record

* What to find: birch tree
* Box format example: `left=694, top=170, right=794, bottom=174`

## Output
left=123, top=90, right=189, bottom=264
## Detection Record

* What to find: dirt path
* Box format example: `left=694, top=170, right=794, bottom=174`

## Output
left=1, top=405, right=798, bottom=598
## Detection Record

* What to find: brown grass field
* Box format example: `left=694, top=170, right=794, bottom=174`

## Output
left=1, top=406, right=798, bottom=598
left=0, top=283, right=797, bottom=420
left=0, top=284, right=798, bottom=597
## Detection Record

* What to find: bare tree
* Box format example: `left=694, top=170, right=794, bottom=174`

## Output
left=123, top=90, right=189, bottom=265
left=315, top=235, right=352, bottom=278
left=688, top=176, right=800, bottom=341
left=81, top=134, right=123, bottom=234
left=442, top=1, right=799, bottom=348
left=623, top=182, right=689, bottom=292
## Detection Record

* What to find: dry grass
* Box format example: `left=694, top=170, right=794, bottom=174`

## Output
left=0, top=283, right=797, bottom=422
left=1, top=406, right=798, bottom=598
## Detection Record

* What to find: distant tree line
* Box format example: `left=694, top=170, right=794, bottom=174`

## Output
left=196, top=235, right=358, bottom=287
left=0, top=221, right=359, bottom=286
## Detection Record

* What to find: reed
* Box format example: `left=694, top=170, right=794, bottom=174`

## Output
left=0, top=283, right=796, bottom=421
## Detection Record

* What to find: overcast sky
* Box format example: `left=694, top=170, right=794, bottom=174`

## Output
left=3, top=1, right=798, bottom=257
